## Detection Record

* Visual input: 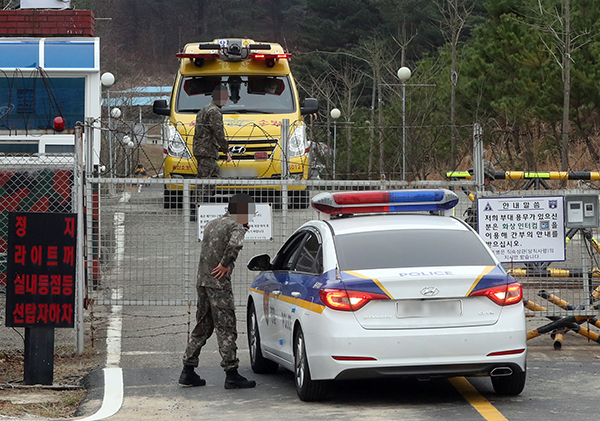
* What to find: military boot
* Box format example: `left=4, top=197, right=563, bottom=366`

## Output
left=178, top=365, right=206, bottom=387
left=224, top=368, right=256, bottom=389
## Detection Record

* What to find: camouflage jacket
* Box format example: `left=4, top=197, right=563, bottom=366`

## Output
left=193, top=101, right=228, bottom=160
left=197, top=213, right=246, bottom=289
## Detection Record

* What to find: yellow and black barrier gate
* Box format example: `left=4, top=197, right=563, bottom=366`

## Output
left=446, top=170, right=600, bottom=347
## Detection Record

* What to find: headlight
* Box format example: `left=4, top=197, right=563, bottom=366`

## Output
left=165, top=124, right=191, bottom=159
left=288, top=125, right=307, bottom=158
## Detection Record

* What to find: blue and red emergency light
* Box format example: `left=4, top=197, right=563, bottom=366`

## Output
left=310, top=189, right=459, bottom=214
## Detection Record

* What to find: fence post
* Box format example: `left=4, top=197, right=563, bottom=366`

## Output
left=183, top=179, right=191, bottom=303
left=281, top=120, right=289, bottom=236
left=472, top=123, right=484, bottom=192
left=75, top=124, right=85, bottom=355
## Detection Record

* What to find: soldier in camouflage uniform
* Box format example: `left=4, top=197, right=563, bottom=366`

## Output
left=193, top=84, right=232, bottom=178
left=179, top=193, right=256, bottom=389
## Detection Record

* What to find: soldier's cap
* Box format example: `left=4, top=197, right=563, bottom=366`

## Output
left=228, top=193, right=255, bottom=215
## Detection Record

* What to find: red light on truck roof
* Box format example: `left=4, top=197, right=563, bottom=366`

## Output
left=249, top=53, right=292, bottom=60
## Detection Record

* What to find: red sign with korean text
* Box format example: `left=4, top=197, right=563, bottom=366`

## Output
left=5, top=212, right=77, bottom=328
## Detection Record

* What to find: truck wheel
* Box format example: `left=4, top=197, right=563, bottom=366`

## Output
left=288, top=190, right=310, bottom=209
left=163, top=189, right=182, bottom=209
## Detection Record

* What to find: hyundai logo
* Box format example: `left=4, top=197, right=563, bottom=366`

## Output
left=420, top=287, right=439, bottom=296
left=229, top=145, right=246, bottom=154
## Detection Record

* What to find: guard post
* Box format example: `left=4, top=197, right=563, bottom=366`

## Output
left=5, top=212, right=77, bottom=385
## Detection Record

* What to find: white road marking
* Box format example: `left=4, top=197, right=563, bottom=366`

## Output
left=114, top=212, right=125, bottom=268
left=79, top=248, right=124, bottom=419
left=79, top=367, right=123, bottom=421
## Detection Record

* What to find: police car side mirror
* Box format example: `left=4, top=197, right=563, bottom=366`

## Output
left=300, top=98, right=318, bottom=116
left=247, top=254, right=272, bottom=271
left=153, top=99, right=170, bottom=116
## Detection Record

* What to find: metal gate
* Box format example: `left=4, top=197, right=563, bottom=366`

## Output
left=85, top=178, right=600, bottom=318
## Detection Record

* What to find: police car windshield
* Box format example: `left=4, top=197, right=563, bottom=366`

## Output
left=334, top=229, right=495, bottom=271
left=176, top=75, right=295, bottom=114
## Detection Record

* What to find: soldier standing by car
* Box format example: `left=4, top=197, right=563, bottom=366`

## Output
left=179, top=193, right=257, bottom=389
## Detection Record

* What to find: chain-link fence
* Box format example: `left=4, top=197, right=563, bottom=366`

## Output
left=85, top=177, right=600, bottom=323
left=0, top=155, right=80, bottom=356
left=476, top=189, right=600, bottom=320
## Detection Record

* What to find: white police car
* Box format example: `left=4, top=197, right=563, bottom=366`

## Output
left=246, top=189, right=526, bottom=401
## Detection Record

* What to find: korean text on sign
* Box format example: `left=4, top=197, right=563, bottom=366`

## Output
left=5, top=212, right=77, bottom=328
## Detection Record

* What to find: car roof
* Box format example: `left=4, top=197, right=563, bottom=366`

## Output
left=324, top=213, right=470, bottom=236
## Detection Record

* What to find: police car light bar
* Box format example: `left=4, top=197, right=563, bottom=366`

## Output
left=311, top=189, right=459, bottom=214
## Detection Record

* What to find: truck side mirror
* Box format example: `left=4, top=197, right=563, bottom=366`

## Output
left=153, top=99, right=170, bottom=116
left=300, top=98, right=318, bottom=116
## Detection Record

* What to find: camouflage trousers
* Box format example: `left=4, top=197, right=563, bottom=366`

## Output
left=196, top=157, right=220, bottom=178
left=182, top=286, right=239, bottom=371
left=195, top=157, right=219, bottom=202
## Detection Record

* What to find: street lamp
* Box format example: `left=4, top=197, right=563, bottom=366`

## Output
left=101, top=72, right=115, bottom=178
left=330, top=108, right=341, bottom=179
left=397, top=67, right=411, bottom=181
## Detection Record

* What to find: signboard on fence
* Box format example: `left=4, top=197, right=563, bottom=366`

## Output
left=476, top=196, right=565, bottom=263
left=5, top=212, right=77, bottom=328
left=197, top=204, right=273, bottom=241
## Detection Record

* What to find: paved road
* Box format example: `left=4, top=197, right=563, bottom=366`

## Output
left=76, top=183, right=600, bottom=420
left=77, top=305, right=600, bottom=421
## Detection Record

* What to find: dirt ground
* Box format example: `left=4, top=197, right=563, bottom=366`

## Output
left=0, top=301, right=107, bottom=419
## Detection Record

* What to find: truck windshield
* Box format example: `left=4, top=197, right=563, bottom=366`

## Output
left=176, top=75, right=295, bottom=114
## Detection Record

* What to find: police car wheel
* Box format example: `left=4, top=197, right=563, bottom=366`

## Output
left=491, top=368, right=526, bottom=395
left=247, top=303, right=278, bottom=374
left=294, top=328, right=328, bottom=401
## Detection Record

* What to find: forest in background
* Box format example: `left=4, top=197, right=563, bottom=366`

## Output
left=4, top=0, right=600, bottom=181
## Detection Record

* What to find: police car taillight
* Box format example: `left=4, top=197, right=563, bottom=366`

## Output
left=311, top=189, right=459, bottom=214
left=319, top=288, right=389, bottom=311
left=470, top=283, right=523, bottom=306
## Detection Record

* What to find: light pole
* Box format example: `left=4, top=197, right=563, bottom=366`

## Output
left=330, top=108, right=341, bottom=179
left=101, top=72, right=115, bottom=178
left=397, top=67, right=411, bottom=181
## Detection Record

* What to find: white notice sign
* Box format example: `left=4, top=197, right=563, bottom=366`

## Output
left=476, top=196, right=565, bottom=263
left=197, top=203, right=273, bottom=241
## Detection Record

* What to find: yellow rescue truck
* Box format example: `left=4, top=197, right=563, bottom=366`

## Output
left=153, top=38, right=318, bottom=208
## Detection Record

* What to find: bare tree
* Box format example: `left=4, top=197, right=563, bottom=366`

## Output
left=435, top=0, right=475, bottom=171
left=527, top=0, right=592, bottom=175
left=331, top=61, right=364, bottom=177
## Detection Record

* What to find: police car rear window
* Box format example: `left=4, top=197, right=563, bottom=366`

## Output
left=334, top=229, right=495, bottom=271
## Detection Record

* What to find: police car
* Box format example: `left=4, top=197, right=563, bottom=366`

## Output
left=246, top=189, right=527, bottom=401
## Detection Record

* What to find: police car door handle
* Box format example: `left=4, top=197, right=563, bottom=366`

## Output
left=291, top=292, right=301, bottom=298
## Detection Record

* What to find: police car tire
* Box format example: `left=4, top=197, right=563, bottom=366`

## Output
left=294, top=328, right=328, bottom=402
left=247, top=303, right=279, bottom=374
left=491, top=368, right=526, bottom=395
